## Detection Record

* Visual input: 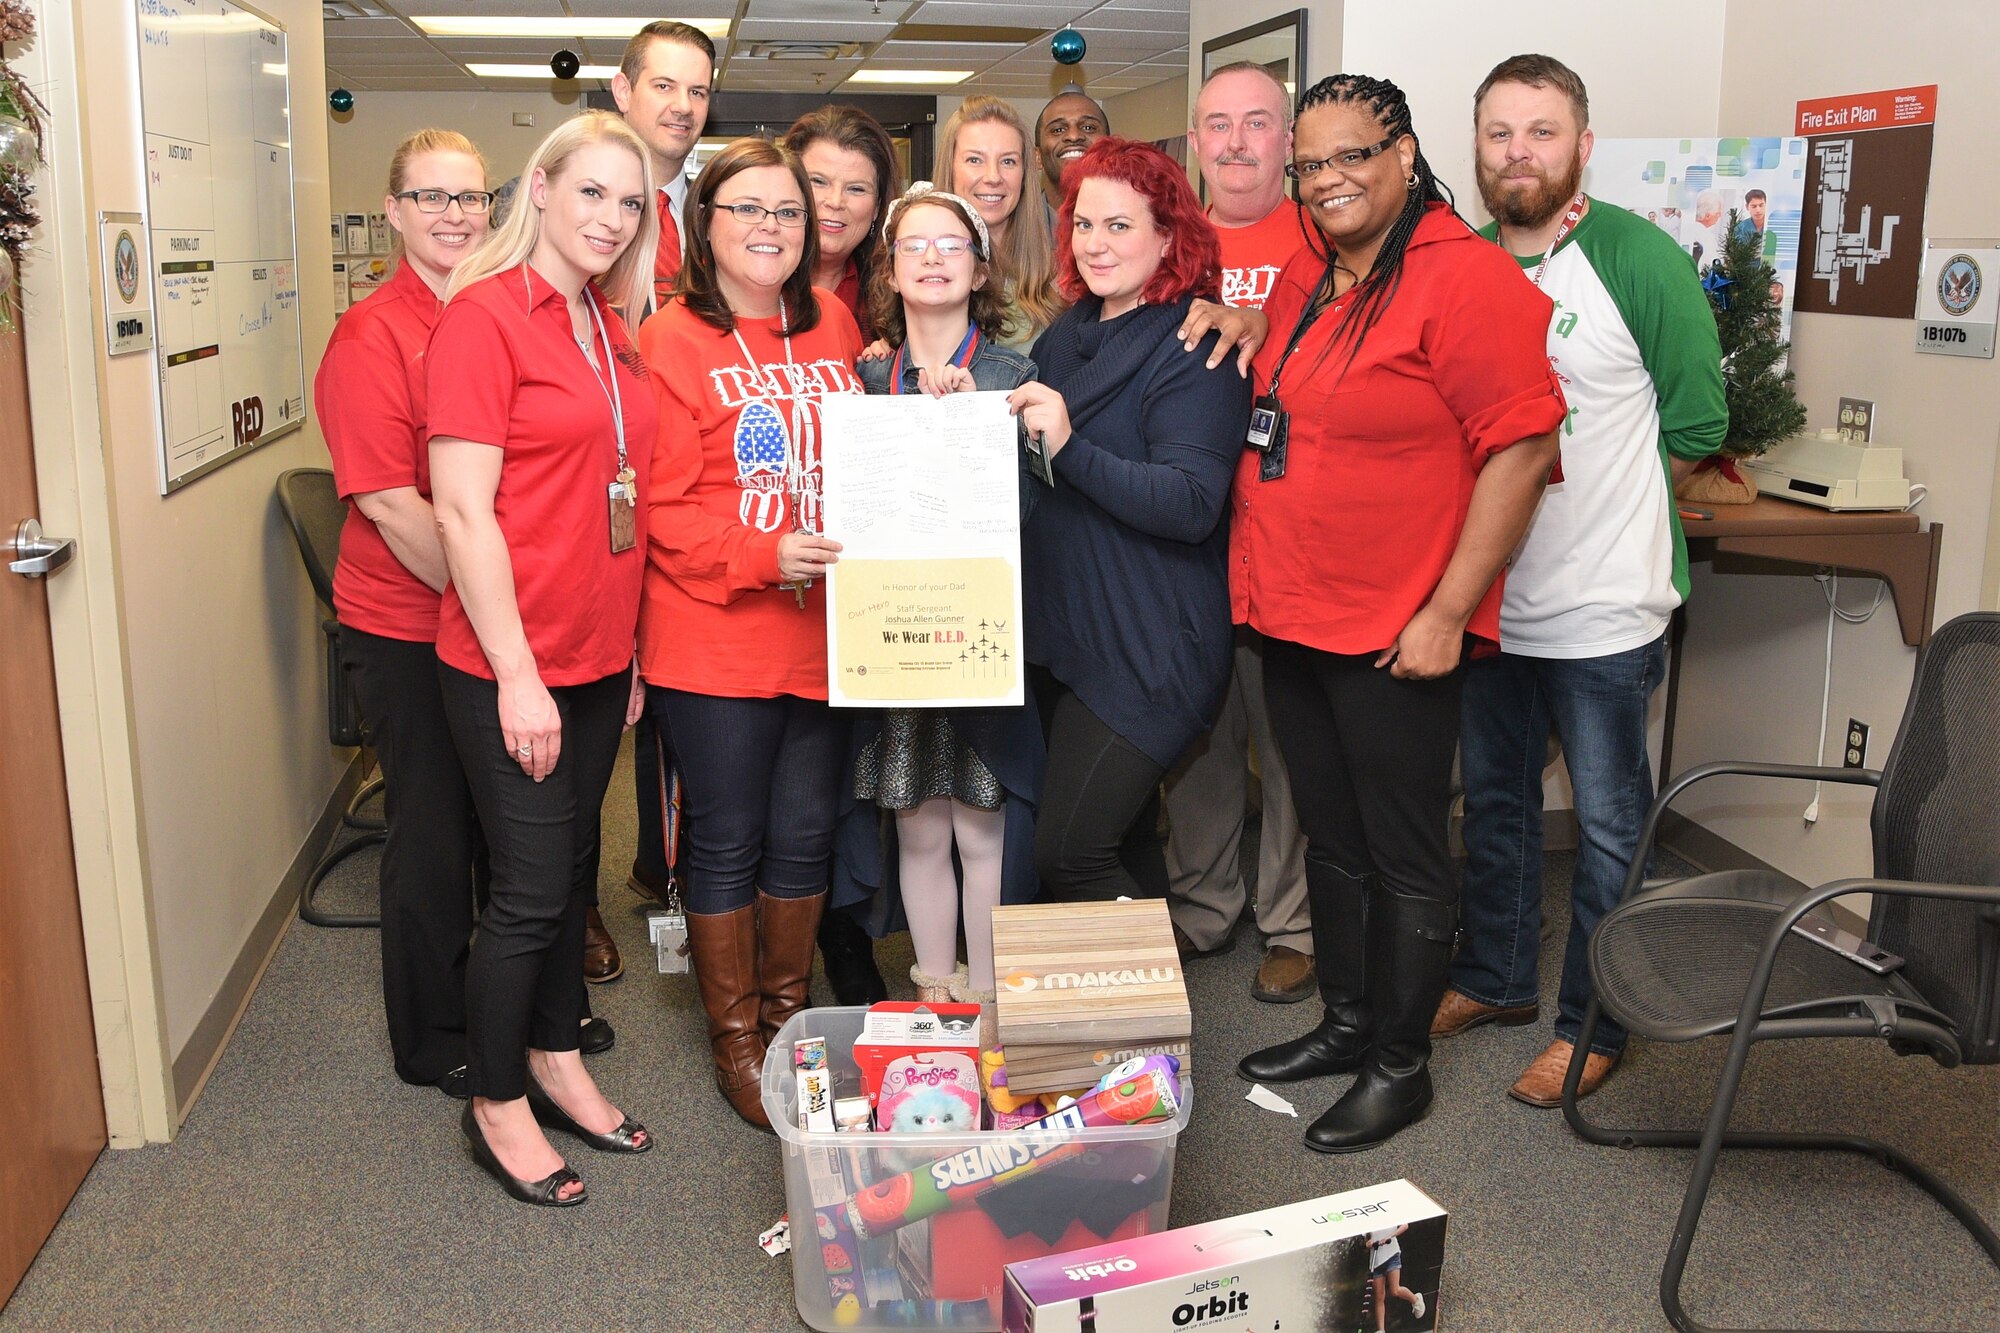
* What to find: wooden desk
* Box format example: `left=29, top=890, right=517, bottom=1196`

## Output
left=1660, top=495, right=1943, bottom=783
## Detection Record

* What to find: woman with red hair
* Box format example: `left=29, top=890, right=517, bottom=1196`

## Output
left=1007, top=138, right=1250, bottom=901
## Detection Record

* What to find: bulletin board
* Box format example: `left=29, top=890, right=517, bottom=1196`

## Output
left=136, top=0, right=306, bottom=493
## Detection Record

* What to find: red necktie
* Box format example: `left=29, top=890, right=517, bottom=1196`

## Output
left=654, top=189, right=682, bottom=309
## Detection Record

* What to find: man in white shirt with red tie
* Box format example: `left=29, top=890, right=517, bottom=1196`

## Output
left=608, top=21, right=715, bottom=986
left=610, top=20, right=714, bottom=309
left=1159, top=59, right=1316, bottom=1003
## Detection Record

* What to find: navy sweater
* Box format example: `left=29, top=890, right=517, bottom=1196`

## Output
left=1024, top=294, right=1250, bottom=768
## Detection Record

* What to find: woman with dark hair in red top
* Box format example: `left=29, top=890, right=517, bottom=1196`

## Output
left=1231, top=75, right=1564, bottom=1155
left=428, top=113, right=660, bottom=1206
left=316, top=129, right=491, bottom=1101
left=637, top=138, right=865, bottom=1128
left=1007, top=138, right=1250, bottom=906
left=781, top=104, right=898, bottom=347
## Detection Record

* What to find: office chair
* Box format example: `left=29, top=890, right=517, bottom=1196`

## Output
left=275, top=467, right=383, bottom=928
left=1562, top=611, right=2000, bottom=1332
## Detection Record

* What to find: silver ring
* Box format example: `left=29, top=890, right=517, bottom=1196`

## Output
left=518, top=744, right=532, bottom=755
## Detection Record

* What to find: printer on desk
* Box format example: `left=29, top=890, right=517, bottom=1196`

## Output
left=1738, top=430, right=1913, bottom=511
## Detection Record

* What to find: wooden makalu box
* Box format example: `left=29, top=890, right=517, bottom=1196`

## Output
left=990, top=899, right=1191, bottom=1094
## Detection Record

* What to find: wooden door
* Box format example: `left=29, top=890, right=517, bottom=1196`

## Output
left=0, top=257, right=106, bottom=1307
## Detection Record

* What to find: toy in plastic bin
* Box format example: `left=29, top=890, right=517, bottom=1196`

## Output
left=980, top=1048, right=1086, bottom=1131
left=853, top=1002, right=981, bottom=1105
left=826, top=1066, right=1179, bottom=1244
left=877, top=1053, right=981, bottom=1134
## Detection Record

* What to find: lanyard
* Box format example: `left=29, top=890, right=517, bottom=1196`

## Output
left=728, top=299, right=794, bottom=384
left=1528, top=193, right=1588, bottom=288
left=1266, top=273, right=1342, bottom=401
left=887, top=325, right=979, bottom=394
left=729, top=301, right=809, bottom=526
left=575, top=290, right=627, bottom=477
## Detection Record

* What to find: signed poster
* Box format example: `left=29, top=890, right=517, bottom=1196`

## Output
left=820, top=391, right=1024, bottom=708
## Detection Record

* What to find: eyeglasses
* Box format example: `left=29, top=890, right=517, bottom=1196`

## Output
left=1286, top=135, right=1399, bottom=180
left=892, top=235, right=975, bottom=258
left=712, top=201, right=809, bottom=227
left=394, top=189, right=496, bottom=215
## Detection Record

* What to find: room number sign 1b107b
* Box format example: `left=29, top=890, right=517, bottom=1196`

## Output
left=1915, top=241, right=1998, bottom=359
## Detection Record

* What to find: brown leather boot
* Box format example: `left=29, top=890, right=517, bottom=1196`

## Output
left=685, top=905, right=769, bottom=1128
left=756, top=891, right=826, bottom=1043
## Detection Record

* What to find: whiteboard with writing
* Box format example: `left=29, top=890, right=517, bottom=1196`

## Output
left=137, top=0, right=305, bottom=492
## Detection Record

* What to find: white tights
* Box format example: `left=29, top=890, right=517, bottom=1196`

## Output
left=895, top=797, right=1006, bottom=990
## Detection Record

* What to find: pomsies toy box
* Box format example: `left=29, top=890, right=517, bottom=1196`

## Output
left=766, top=1008, right=1194, bottom=1332
left=1000, top=1179, right=1446, bottom=1333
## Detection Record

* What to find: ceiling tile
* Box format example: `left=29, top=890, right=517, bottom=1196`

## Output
left=907, top=2, right=1077, bottom=28
left=751, top=0, right=918, bottom=20
left=736, top=19, right=900, bottom=42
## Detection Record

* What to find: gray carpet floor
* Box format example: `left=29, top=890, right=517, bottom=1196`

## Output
left=5, top=735, right=1996, bottom=1331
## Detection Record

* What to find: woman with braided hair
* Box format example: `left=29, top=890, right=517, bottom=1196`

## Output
left=1232, top=75, right=1567, bottom=1153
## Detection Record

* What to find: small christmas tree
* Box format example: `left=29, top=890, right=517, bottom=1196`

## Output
left=1707, top=209, right=1806, bottom=457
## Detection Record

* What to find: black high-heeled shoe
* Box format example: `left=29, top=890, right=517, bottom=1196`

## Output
left=525, top=1075, right=652, bottom=1154
left=461, top=1102, right=586, bottom=1207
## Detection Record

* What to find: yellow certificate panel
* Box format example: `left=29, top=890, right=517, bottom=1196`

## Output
left=831, top=557, right=1020, bottom=704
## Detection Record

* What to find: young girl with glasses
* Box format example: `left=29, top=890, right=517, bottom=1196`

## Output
left=840, top=183, right=1046, bottom=1009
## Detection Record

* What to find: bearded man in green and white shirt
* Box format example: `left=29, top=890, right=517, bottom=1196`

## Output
left=1435, top=53, right=1728, bottom=1108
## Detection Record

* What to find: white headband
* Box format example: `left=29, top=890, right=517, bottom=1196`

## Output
left=882, top=181, right=991, bottom=261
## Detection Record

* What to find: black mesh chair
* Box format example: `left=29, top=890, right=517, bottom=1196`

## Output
left=275, top=467, right=384, bottom=928
left=1561, top=611, right=2000, bottom=1332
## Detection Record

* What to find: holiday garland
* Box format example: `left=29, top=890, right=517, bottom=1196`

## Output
left=0, top=0, right=44, bottom=329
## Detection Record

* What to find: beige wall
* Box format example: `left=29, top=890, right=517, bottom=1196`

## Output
left=1103, top=77, right=1189, bottom=145
left=327, top=88, right=585, bottom=217
left=1668, top=0, right=2000, bottom=888
left=61, top=0, right=343, bottom=1081
left=1342, top=1, right=1725, bottom=217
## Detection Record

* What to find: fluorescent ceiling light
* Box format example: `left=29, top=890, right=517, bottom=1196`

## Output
left=846, top=69, right=973, bottom=85
left=416, top=17, right=729, bottom=39
left=467, top=62, right=622, bottom=80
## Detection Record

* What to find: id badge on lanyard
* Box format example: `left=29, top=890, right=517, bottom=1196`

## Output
left=581, top=295, right=637, bottom=553
left=1254, top=278, right=1338, bottom=482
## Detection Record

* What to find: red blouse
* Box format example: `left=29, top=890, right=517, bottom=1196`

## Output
left=1232, top=204, right=1567, bottom=654
left=425, top=264, right=658, bottom=685
left=317, top=261, right=443, bottom=642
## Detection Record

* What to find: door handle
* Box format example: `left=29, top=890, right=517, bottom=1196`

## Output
left=6, top=518, right=76, bottom=578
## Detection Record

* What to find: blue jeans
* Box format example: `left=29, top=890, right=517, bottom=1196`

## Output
left=650, top=687, right=849, bottom=915
left=1450, top=636, right=1667, bottom=1056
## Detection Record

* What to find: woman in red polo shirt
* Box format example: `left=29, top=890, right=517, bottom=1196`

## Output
left=637, top=138, right=864, bottom=1128
left=1231, top=76, right=1564, bottom=1155
left=427, top=113, right=660, bottom=1206
left=315, top=129, right=491, bottom=1100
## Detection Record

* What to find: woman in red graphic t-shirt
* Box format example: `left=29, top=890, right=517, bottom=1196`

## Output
left=637, top=138, right=864, bottom=1127
left=427, top=113, right=660, bottom=1207
left=315, top=129, right=491, bottom=1101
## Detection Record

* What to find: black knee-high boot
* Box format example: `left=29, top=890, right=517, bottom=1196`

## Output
left=1304, top=885, right=1456, bottom=1153
left=1237, top=853, right=1370, bottom=1082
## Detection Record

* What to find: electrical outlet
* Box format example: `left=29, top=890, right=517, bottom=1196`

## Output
left=1844, top=718, right=1869, bottom=768
left=1836, top=396, right=1876, bottom=442
left=512, top=112, right=535, bottom=127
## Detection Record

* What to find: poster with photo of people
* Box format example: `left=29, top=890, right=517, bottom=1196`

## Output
left=1586, top=136, right=1808, bottom=341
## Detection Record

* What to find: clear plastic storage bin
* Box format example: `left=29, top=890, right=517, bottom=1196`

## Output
left=764, top=1007, right=1192, bottom=1332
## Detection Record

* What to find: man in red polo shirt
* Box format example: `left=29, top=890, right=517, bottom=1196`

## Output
left=1159, top=60, right=1317, bottom=1003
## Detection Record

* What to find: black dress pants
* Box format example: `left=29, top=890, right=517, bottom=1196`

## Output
left=1260, top=638, right=1464, bottom=908
left=345, top=628, right=479, bottom=1086
left=439, top=662, right=629, bottom=1101
left=1030, top=666, right=1170, bottom=901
